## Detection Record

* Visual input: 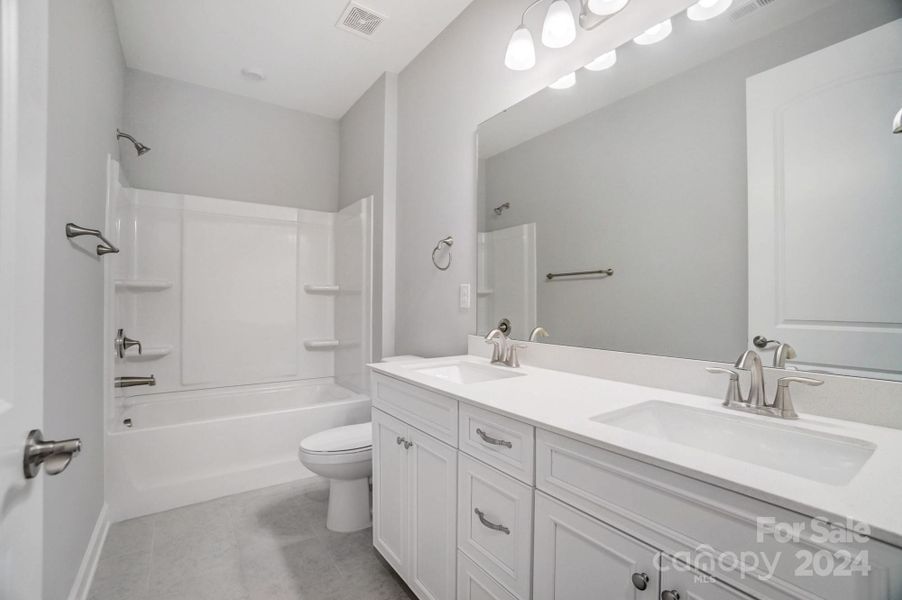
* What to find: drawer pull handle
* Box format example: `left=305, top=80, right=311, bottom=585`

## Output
left=476, top=428, right=512, bottom=449
left=661, top=591, right=680, bottom=600
left=474, top=508, right=510, bottom=534
left=631, top=572, right=649, bottom=591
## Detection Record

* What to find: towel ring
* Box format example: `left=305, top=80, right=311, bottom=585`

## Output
left=432, top=236, right=453, bottom=271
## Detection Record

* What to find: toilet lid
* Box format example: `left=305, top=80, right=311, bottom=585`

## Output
left=300, top=422, right=372, bottom=453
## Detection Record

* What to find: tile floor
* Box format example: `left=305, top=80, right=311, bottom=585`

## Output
left=88, top=479, right=415, bottom=600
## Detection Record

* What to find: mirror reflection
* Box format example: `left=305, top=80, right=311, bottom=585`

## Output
left=477, top=0, right=902, bottom=380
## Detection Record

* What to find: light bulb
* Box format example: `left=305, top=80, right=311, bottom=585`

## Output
left=633, top=18, right=672, bottom=45
left=548, top=72, right=576, bottom=90
left=504, top=26, right=536, bottom=71
left=687, top=0, right=733, bottom=21
left=542, top=0, right=577, bottom=49
left=584, top=49, right=617, bottom=71
left=587, top=0, right=629, bottom=16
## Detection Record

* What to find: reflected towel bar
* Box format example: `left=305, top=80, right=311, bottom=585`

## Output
left=546, top=268, right=614, bottom=280
left=65, top=222, right=119, bottom=256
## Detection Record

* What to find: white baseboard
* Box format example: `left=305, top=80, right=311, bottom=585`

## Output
left=67, top=502, right=110, bottom=600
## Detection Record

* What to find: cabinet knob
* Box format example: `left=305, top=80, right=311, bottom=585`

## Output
left=396, top=436, right=405, bottom=446
left=661, top=591, right=681, bottom=600
left=631, top=572, right=649, bottom=591
left=404, top=440, right=413, bottom=449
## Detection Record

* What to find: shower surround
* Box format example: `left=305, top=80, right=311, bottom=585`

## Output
left=104, top=160, right=373, bottom=519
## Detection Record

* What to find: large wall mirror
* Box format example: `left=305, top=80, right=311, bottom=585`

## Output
left=477, top=0, right=902, bottom=381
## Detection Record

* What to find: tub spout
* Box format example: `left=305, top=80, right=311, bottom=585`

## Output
left=115, top=375, right=156, bottom=388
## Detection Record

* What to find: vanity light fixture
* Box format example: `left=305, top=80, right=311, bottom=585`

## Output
left=505, top=26, right=537, bottom=70
left=687, top=0, right=733, bottom=21
left=542, top=0, right=577, bottom=48
left=584, top=48, right=617, bottom=71
left=505, top=0, right=631, bottom=71
left=587, top=0, right=629, bottom=16
left=549, top=71, right=576, bottom=89
left=633, top=18, right=672, bottom=45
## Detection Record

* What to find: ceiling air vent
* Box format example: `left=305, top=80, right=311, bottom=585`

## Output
left=336, top=2, right=386, bottom=39
left=729, top=0, right=779, bottom=21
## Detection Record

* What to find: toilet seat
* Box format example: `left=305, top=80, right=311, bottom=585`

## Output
left=300, top=422, right=371, bottom=455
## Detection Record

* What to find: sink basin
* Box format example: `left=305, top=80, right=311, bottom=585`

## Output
left=412, top=362, right=525, bottom=385
left=591, top=401, right=875, bottom=485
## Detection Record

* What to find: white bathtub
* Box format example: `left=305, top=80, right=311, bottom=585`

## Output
left=106, top=379, right=371, bottom=521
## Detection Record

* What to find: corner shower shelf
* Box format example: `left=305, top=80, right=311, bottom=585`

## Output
left=124, top=345, right=173, bottom=361
left=115, top=279, right=173, bottom=292
left=303, top=284, right=340, bottom=295
left=304, top=339, right=340, bottom=350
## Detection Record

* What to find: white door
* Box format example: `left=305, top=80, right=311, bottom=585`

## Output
left=660, top=562, right=753, bottom=600
left=372, top=408, right=408, bottom=575
left=533, top=492, right=660, bottom=600
left=407, top=426, right=457, bottom=600
left=0, top=0, right=48, bottom=598
left=747, top=19, right=902, bottom=379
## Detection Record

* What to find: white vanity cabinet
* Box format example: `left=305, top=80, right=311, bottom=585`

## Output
left=371, top=369, right=902, bottom=600
left=373, top=400, right=457, bottom=600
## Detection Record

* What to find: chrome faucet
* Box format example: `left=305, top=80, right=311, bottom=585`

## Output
left=735, top=350, right=766, bottom=408
left=707, top=350, right=824, bottom=419
left=484, top=329, right=507, bottom=364
left=529, top=326, right=549, bottom=342
left=484, top=328, right=526, bottom=367
left=773, top=342, right=797, bottom=368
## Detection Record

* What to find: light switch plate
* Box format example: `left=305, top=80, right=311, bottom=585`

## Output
left=459, top=283, right=471, bottom=309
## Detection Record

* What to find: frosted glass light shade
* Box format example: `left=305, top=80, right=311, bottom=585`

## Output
left=584, top=49, right=617, bottom=71
left=548, top=72, right=576, bottom=90
left=687, top=0, right=733, bottom=21
left=587, top=0, right=629, bottom=16
left=505, top=26, right=536, bottom=71
left=542, top=0, right=577, bottom=49
left=633, top=18, right=672, bottom=45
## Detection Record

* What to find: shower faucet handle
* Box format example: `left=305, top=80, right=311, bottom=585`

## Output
left=115, top=328, right=143, bottom=358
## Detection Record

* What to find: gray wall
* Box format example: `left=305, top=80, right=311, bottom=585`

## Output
left=44, top=0, right=125, bottom=597
left=394, top=0, right=690, bottom=357
left=339, top=73, right=398, bottom=361
left=122, top=69, right=340, bottom=210
left=481, top=0, right=902, bottom=362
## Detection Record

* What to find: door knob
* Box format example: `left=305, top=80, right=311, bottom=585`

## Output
left=23, top=429, right=82, bottom=479
left=661, top=591, right=681, bottom=600
left=631, top=572, right=649, bottom=591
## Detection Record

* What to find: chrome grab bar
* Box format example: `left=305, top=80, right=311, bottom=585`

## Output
left=476, top=428, right=512, bottom=449
left=65, top=222, right=119, bottom=256
left=546, top=268, right=613, bottom=280
left=474, top=508, right=510, bottom=535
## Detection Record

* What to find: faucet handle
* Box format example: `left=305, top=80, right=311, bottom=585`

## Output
left=706, top=367, right=744, bottom=407
left=773, top=376, right=823, bottom=419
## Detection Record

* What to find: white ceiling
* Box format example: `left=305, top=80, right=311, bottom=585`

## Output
left=112, top=0, right=475, bottom=119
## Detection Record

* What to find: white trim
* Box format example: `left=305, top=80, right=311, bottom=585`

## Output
left=66, top=503, right=110, bottom=600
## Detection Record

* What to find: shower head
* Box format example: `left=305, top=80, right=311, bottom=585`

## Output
left=116, top=129, right=151, bottom=156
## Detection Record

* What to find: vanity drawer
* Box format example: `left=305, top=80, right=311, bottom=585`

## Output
left=457, top=551, right=518, bottom=600
left=536, top=429, right=902, bottom=600
left=372, top=373, right=458, bottom=446
left=458, top=453, right=533, bottom=600
left=459, top=404, right=534, bottom=485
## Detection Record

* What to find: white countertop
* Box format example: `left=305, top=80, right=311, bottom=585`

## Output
left=370, top=355, right=902, bottom=549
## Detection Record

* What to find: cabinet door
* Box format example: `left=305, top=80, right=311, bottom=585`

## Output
left=534, top=492, right=660, bottom=600
left=408, top=427, right=458, bottom=600
left=373, top=408, right=408, bottom=575
left=660, top=562, right=754, bottom=600
left=458, top=551, right=519, bottom=600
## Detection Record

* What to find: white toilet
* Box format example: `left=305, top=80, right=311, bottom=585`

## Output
left=299, top=422, right=373, bottom=532
left=299, top=356, right=422, bottom=532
